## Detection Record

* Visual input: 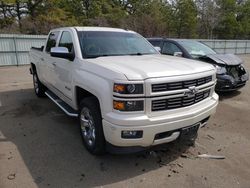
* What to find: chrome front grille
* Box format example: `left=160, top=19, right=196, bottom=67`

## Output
left=152, top=76, right=212, bottom=92
left=152, top=89, right=211, bottom=111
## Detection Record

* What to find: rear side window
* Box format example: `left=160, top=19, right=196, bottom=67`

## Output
left=149, top=40, right=161, bottom=47
left=45, top=31, right=60, bottom=53
left=59, top=31, right=74, bottom=53
left=162, top=42, right=182, bottom=55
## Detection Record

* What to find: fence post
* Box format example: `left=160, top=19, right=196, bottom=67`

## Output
left=235, top=40, right=238, bottom=54
left=13, top=36, right=19, bottom=66
left=245, top=41, right=247, bottom=54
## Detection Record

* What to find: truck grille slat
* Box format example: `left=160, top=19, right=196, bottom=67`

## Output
left=152, top=89, right=211, bottom=111
left=152, top=76, right=212, bottom=92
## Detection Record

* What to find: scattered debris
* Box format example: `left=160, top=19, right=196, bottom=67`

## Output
left=197, top=154, right=225, bottom=160
left=158, top=161, right=167, bottom=167
left=171, top=169, right=178, bottom=174
left=168, top=174, right=171, bottom=177
left=180, top=153, right=188, bottom=158
left=7, top=173, right=16, bottom=180
left=180, top=153, right=194, bottom=159
left=217, top=148, right=222, bottom=152
left=207, top=134, right=215, bottom=140
left=177, top=163, right=183, bottom=168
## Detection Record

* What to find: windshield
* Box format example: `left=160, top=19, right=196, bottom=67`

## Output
left=178, top=40, right=216, bottom=58
left=77, top=31, right=158, bottom=58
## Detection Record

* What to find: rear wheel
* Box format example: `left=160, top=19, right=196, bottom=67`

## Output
left=79, top=97, right=106, bottom=155
left=33, top=71, right=46, bottom=97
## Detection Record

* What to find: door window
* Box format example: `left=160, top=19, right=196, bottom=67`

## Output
left=45, top=31, right=60, bottom=53
left=162, top=42, right=182, bottom=55
left=149, top=40, right=161, bottom=47
left=59, top=31, right=74, bottom=53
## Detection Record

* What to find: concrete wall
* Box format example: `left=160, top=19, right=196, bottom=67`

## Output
left=0, top=34, right=250, bottom=66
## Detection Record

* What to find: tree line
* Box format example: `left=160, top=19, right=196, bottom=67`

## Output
left=0, top=0, right=250, bottom=39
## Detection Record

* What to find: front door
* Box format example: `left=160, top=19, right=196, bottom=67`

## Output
left=53, top=31, right=75, bottom=101
left=43, top=31, right=60, bottom=89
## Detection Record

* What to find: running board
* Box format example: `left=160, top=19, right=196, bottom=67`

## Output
left=45, top=90, right=78, bottom=117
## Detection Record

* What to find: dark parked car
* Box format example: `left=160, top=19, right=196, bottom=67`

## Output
left=148, top=38, right=249, bottom=92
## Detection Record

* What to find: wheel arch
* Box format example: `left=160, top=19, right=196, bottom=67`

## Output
left=75, top=86, right=101, bottom=112
left=30, top=63, right=36, bottom=74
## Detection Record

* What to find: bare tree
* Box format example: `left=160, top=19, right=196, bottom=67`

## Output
left=196, top=0, right=220, bottom=39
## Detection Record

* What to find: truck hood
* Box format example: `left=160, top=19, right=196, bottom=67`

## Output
left=204, top=54, right=243, bottom=66
left=86, top=54, right=215, bottom=80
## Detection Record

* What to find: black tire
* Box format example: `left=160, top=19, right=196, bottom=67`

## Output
left=33, top=70, right=46, bottom=97
left=79, top=97, right=106, bottom=155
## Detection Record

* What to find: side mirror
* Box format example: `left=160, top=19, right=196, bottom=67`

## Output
left=50, top=47, right=74, bottom=61
left=173, top=52, right=183, bottom=57
left=154, top=46, right=161, bottom=52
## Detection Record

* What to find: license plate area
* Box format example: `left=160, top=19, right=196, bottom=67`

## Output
left=180, top=123, right=200, bottom=140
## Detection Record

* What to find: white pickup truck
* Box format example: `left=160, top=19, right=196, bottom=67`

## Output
left=29, top=27, right=218, bottom=155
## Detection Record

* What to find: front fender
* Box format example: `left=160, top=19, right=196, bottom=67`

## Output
left=73, top=69, right=113, bottom=118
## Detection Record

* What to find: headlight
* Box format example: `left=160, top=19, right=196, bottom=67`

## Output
left=113, top=83, right=143, bottom=94
left=215, top=65, right=227, bottom=75
left=113, top=100, right=144, bottom=111
left=239, top=64, right=246, bottom=71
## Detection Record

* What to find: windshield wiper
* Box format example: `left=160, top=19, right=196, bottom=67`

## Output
left=128, top=52, right=143, bottom=56
left=85, top=54, right=123, bottom=58
left=128, top=52, right=155, bottom=56
left=85, top=52, right=152, bottom=58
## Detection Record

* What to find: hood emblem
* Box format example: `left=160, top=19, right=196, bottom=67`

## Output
left=184, top=86, right=199, bottom=97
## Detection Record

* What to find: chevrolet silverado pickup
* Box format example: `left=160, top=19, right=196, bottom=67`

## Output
left=29, top=27, right=218, bottom=155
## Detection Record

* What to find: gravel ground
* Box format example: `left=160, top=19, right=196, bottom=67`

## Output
left=0, top=55, right=250, bottom=188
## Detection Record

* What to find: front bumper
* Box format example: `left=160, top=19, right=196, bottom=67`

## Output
left=215, top=72, right=249, bottom=92
left=103, top=93, right=218, bottom=147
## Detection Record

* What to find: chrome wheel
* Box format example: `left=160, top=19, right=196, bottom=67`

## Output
left=33, top=74, right=39, bottom=94
left=80, top=107, right=96, bottom=146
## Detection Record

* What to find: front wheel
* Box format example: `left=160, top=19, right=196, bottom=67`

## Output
left=79, top=97, right=106, bottom=155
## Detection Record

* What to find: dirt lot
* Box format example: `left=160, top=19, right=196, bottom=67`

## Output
left=0, top=55, right=250, bottom=188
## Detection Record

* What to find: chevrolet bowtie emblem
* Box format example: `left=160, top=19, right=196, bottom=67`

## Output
left=184, top=86, right=199, bottom=97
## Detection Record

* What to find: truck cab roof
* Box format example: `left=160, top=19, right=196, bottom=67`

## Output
left=50, top=26, right=135, bottom=33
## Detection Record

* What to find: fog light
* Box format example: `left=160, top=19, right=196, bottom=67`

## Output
left=113, top=100, right=144, bottom=111
left=121, top=130, right=143, bottom=139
